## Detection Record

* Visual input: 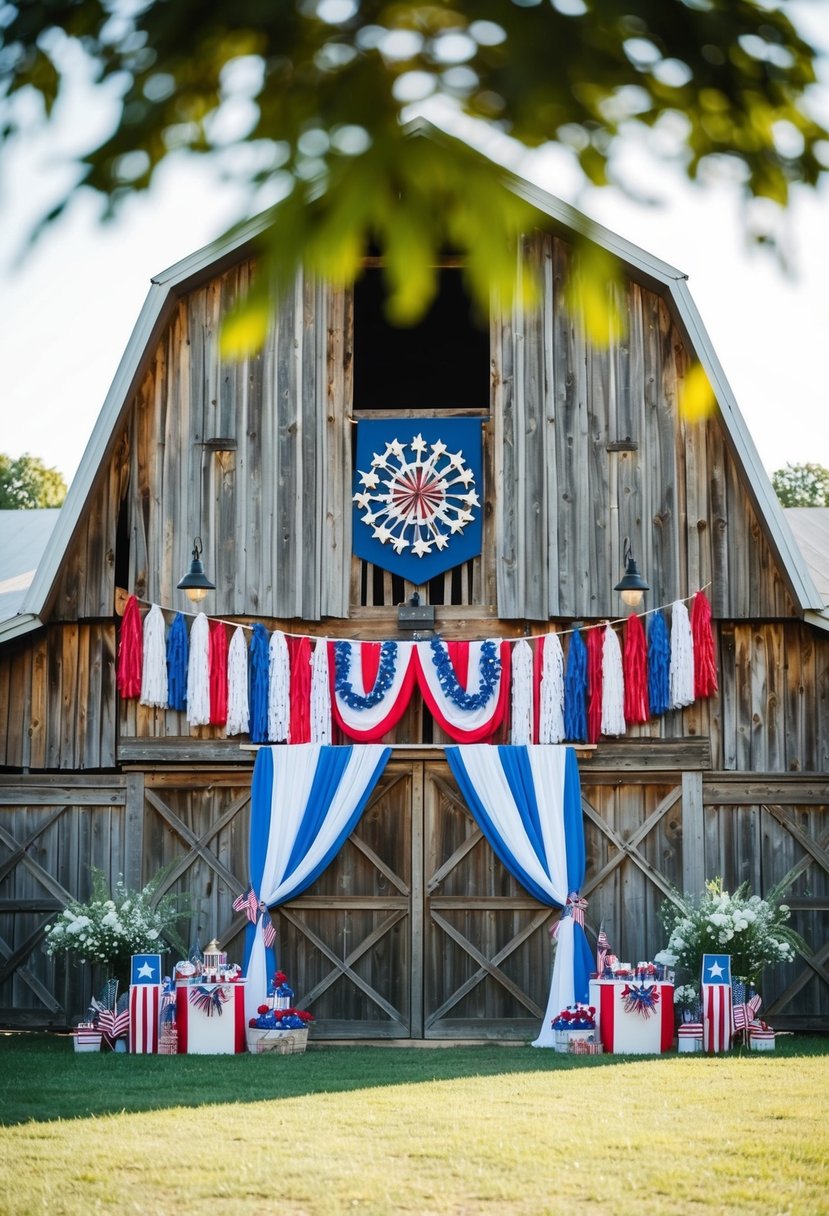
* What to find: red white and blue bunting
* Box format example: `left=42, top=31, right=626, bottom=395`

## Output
left=118, top=590, right=718, bottom=746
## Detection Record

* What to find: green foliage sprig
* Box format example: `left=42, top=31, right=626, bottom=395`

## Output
left=658, top=875, right=806, bottom=988
left=44, top=866, right=189, bottom=969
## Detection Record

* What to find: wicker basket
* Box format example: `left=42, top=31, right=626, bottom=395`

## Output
left=246, top=1027, right=308, bottom=1055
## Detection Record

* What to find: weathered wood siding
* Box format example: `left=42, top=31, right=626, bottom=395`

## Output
left=0, top=626, right=117, bottom=771
left=492, top=231, right=800, bottom=622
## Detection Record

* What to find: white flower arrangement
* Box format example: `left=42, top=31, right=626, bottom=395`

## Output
left=659, top=875, right=805, bottom=987
left=44, top=866, right=188, bottom=970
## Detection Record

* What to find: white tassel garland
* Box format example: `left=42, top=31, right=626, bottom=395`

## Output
left=140, top=604, right=168, bottom=707
left=310, top=638, right=331, bottom=743
left=539, top=632, right=565, bottom=743
left=226, top=626, right=250, bottom=736
left=510, top=638, right=534, bottom=744
left=268, top=630, right=291, bottom=742
left=601, top=624, right=626, bottom=736
left=186, top=612, right=211, bottom=726
left=669, top=599, right=695, bottom=708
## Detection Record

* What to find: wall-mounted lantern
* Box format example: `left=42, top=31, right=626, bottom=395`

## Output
left=177, top=536, right=216, bottom=603
left=614, top=537, right=649, bottom=608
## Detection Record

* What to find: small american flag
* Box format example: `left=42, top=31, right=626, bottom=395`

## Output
left=233, top=888, right=260, bottom=923
left=732, top=992, right=762, bottom=1033
left=596, top=924, right=610, bottom=975
left=262, top=917, right=276, bottom=948
left=97, top=1006, right=130, bottom=1046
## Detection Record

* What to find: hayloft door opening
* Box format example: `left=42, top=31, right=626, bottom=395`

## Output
left=352, top=266, right=490, bottom=413
left=350, top=265, right=493, bottom=612
left=276, top=757, right=551, bottom=1040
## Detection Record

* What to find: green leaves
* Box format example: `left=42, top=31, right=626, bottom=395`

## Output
left=0, top=453, right=67, bottom=509
left=3, top=0, right=827, bottom=345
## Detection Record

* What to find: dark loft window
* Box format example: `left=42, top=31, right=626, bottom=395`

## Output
left=353, top=266, right=490, bottom=412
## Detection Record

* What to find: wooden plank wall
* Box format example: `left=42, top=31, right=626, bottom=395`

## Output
left=0, top=625, right=117, bottom=770
left=491, top=230, right=800, bottom=622
left=36, top=227, right=802, bottom=638
left=0, top=766, right=825, bottom=1030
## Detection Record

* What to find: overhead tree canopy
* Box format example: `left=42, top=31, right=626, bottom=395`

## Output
left=2, top=1, right=827, bottom=341
left=0, top=453, right=67, bottom=509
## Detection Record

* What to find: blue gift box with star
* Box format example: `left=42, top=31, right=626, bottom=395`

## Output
left=131, top=954, right=163, bottom=985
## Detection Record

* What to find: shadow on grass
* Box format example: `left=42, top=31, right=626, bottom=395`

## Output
left=0, top=1031, right=826, bottom=1127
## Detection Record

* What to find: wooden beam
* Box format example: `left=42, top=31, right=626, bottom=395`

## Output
left=681, top=771, right=705, bottom=896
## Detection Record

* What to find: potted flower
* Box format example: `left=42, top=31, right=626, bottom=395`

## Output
left=247, top=975, right=314, bottom=1054
left=551, top=1004, right=596, bottom=1052
left=672, top=983, right=703, bottom=1024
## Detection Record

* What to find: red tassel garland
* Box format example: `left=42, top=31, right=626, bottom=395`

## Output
left=586, top=627, right=603, bottom=744
left=623, top=612, right=650, bottom=724
left=532, top=635, right=544, bottom=744
left=208, top=619, right=229, bottom=725
left=117, top=594, right=143, bottom=699
left=690, top=590, right=718, bottom=698
left=288, top=635, right=313, bottom=743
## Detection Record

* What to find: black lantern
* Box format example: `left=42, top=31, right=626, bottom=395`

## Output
left=177, top=536, right=216, bottom=603
left=614, top=538, right=649, bottom=608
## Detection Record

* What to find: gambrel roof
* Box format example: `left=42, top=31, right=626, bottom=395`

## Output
left=2, top=118, right=825, bottom=642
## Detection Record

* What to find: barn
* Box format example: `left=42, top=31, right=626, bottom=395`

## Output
left=1, top=122, right=827, bottom=1039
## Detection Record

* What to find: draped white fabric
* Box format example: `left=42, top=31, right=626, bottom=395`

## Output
left=245, top=743, right=390, bottom=1021
left=416, top=639, right=504, bottom=733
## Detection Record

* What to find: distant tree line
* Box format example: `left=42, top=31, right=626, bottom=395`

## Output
left=771, top=462, right=829, bottom=508
left=0, top=453, right=67, bottom=509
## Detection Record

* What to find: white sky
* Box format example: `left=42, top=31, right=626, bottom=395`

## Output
left=1, top=11, right=828, bottom=489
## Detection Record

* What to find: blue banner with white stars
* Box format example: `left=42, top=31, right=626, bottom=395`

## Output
left=352, top=418, right=483, bottom=585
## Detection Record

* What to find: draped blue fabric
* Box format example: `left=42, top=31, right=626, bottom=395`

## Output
left=562, top=746, right=585, bottom=893
left=564, top=627, right=588, bottom=741
left=166, top=612, right=189, bottom=711
left=242, top=744, right=391, bottom=1019
left=648, top=611, right=671, bottom=716
left=249, top=622, right=270, bottom=742
left=444, top=744, right=591, bottom=1034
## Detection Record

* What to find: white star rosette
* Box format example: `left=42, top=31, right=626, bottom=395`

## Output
left=353, top=432, right=480, bottom=562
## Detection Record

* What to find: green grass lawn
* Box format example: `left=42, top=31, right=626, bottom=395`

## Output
left=0, top=1034, right=827, bottom=1215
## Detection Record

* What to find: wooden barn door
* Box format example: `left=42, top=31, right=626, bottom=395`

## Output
left=422, top=760, right=551, bottom=1039
left=279, top=756, right=552, bottom=1040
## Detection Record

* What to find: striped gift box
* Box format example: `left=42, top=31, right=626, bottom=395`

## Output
left=749, top=1028, right=775, bottom=1051
left=158, top=1025, right=179, bottom=1055
left=677, top=1022, right=704, bottom=1053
